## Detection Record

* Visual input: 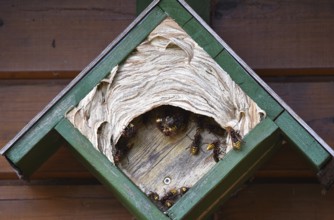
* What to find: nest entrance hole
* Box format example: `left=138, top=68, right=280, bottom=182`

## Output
left=115, top=105, right=231, bottom=211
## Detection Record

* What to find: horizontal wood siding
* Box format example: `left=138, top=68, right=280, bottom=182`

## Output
left=1, top=0, right=334, bottom=74
left=1, top=0, right=334, bottom=219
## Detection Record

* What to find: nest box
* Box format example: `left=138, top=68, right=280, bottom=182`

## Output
left=1, top=0, right=334, bottom=219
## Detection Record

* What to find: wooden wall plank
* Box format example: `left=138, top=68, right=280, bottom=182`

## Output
left=217, top=184, right=334, bottom=220
left=0, top=184, right=333, bottom=219
left=0, top=79, right=69, bottom=148
left=256, top=143, right=316, bottom=179
left=270, top=82, right=334, bottom=147
left=1, top=0, right=334, bottom=74
left=211, top=0, right=334, bottom=69
left=0, top=0, right=135, bottom=72
left=0, top=185, right=133, bottom=220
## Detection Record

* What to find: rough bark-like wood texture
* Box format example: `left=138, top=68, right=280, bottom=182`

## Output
left=1, top=0, right=334, bottom=219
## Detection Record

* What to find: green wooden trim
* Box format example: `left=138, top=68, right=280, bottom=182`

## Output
left=215, top=50, right=284, bottom=120
left=158, top=0, right=193, bottom=26
left=182, top=17, right=223, bottom=58
left=137, top=0, right=211, bottom=24
left=275, top=111, right=331, bottom=170
left=136, top=0, right=153, bottom=14
left=5, top=130, right=63, bottom=177
left=168, top=118, right=281, bottom=219
left=185, top=0, right=211, bottom=24
left=55, top=118, right=169, bottom=220
left=4, top=7, right=167, bottom=177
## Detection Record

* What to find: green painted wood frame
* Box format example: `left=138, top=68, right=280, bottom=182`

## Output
left=1, top=0, right=333, bottom=218
left=137, top=0, right=212, bottom=24
left=215, top=51, right=331, bottom=170
left=54, top=117, right=281, bottom=220
left=168, top=118, right=282, bottom=219
left=2, top=4, right=168, bottom=177
left=55, top=118, right=169, bottom=220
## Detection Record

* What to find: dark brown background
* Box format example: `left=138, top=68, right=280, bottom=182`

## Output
left=1, top=0, right=334, bottom=219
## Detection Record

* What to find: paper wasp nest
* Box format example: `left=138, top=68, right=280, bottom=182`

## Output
left=66, top=18, right=265, bottom=202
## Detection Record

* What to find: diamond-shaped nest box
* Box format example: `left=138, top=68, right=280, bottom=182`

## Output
left=2, top=0, right=334, bottom=219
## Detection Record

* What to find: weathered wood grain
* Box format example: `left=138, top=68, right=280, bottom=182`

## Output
left=115, top=113, right=221, bottom=199
left=270, top=82, right=334, bottom=147
left=0, top=185, right=133, bottom=220
left=217, top=184, right=334, bottom=220
left=168, top=118, right=281, bottom=219
left=211, top=0, right=334, bottom=69
left=1, top=0, right=334, bottom=75
left=0, top=79, right=69, bottom=148
left=0, top=0, right=135, bottom=73
left=0, top=183, right=334, bottom=219
left=256, top=143, right=316, bottom=179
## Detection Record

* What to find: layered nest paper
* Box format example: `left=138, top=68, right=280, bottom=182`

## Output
left=66, top=17, right=265, bottom=166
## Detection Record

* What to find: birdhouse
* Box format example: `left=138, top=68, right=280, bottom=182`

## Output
left=1, top=0, right=334, bottom=219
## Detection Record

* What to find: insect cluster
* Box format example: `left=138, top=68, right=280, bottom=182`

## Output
left=112, top=106, right=245, bottom=211
left=155, top=106, right=189, bottom=137
left=113, top=123, right=136, bottom=165
left=148, top=187, right=190, bottom=211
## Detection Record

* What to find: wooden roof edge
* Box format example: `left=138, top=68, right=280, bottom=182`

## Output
left=180, top=0, right=334, bottom=189
left=0, top=0, right=161, bottom=156
left=179, top=0, right=334, bottom=158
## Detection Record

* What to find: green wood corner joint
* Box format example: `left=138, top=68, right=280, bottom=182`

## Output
left=54, top=118, right=168, bottom=220
left=158, top=0, right=193, bottom=26
left=0, top=6, right=166, bottom=178
left=183, top=17, right=223, bottom=58
left=4, top=129, right=64, bottom=178
left=168, top=118, right=282, bottom=219
left=275, top=111, right=331, bottom=170
left=137, top=0, right=211, bottom=24
left=215, top=50, right=283, bottom=120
